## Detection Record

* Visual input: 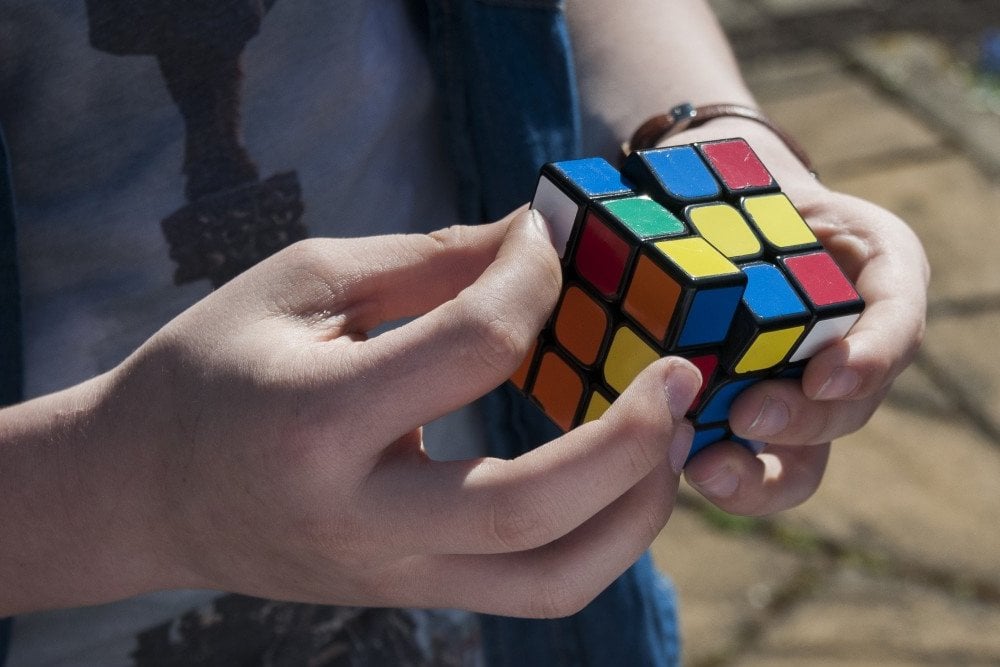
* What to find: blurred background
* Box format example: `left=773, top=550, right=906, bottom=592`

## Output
left=652, top=1, right=1000, bottom=665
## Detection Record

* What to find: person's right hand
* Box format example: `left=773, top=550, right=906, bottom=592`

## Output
left=26, top=209, right=701, bottom=619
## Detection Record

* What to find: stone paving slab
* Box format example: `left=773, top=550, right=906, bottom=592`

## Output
left=921, top=310, right=1000, bottom=435
left=755, top=69, right=944, bottom=179
left=652, top=505, right=803, bottom=666
left=739, top=568, right=1000, bottom=666
left=713, top=0, right=1000, bottom=70
left=778, top=379, right=1000, bottom=589
left=848, top=32, right=1000, bottom=178
left=884, top=357, right=958, bottom=417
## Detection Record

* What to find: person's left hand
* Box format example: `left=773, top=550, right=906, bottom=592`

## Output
left=663, top=119, right=929, bottom=516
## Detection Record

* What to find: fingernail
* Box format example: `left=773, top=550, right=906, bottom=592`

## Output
left=668, top=423, right=695, bottom=476
left=665, top=362, right=703, bottom=420
left=747, top=396, right=789, bottom=438
left=815, top=367, right=861, bottom=400
left=692, top=464, right=739, bottom=499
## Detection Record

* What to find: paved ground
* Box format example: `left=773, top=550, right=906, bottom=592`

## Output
left=650, top=3, right=1000, bottom=665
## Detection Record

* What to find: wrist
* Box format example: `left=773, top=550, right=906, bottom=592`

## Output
left=98, top=350, right=210, bottom=594
left=0, top=368, right=191, bottom=613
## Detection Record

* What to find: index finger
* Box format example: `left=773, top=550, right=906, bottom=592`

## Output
left=342, top=209, right=563, bottom=446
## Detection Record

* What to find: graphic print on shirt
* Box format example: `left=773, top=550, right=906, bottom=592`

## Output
left=132, top=595, right=480, bottom=667
left=86, top=0, right=308, bottom=287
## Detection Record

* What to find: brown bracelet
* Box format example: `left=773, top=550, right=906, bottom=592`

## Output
left=619, top=102, right=815, bottom=175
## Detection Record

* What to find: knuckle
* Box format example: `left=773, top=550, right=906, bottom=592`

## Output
left=779, top=448, right=830, bottom=511
left=273, top=238, right=356, bottom=309
left=462, top=303, right=532, bottom=376
left=281, top=238, right=337, bottom=272
left=527, top=577, right=592, bottom=619
left=427, top=224, right=468, bottom=251
left=622, top=433, right=662, bottom=480
left=488, top=491, right=552, bottom=551
left=865, top=353, right=895, bottom=387
left=614, top=415, right=668, bottom=478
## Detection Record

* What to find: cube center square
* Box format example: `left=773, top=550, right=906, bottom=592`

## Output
left=518, top=138, right=864, bottom=463
left=686, top=203, right=762, bottom=262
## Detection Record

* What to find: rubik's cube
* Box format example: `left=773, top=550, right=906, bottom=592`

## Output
left=510, top=138, right=864, bottom=462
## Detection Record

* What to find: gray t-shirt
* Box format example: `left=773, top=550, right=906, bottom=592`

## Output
left=2, top=1, right=485, bottom=664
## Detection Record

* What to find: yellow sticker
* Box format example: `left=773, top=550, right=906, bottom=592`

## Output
left=735, top=326, right=806, bottom=374
left=582, top=391, right=612, bottom=423
left=603, top=326, right=661, bottom=393
left=742, top=194, right=817, bottom=249
left=652, top=237, right=741, bottom=280
left=688, top=203, right=762, bottom=260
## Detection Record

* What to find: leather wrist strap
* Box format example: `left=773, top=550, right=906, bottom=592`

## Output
left=620, top=102, right=815, bottom=175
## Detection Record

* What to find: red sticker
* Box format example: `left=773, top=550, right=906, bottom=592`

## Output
left=700, top=139, right=774, bottom=191
left=784, top=251, right=860, bottom=306
left=575, top=212, right=632, bottom=297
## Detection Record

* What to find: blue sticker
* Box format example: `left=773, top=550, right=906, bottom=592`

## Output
left=678, top=284, right=744, bottom=347
left=642, top=146, right=720, bottom=201
left=552, top=157, right=635, bottom=198
left=697, top=378, right=760, bottom=425
left=688, top=426, right=728, bottom=460
left=742, top=263, right=809, bottom=322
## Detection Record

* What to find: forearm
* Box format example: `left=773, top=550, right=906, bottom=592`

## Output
left=0, top=372, right=175, bottom=614
left=567, top=0, right=756, bottom=158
